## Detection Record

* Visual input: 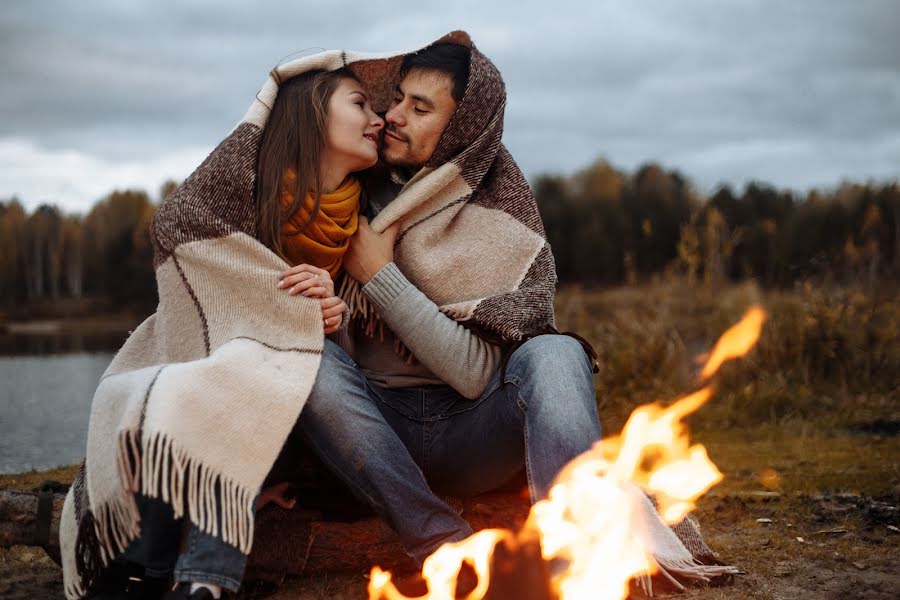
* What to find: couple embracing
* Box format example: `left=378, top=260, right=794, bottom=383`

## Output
left=60, top=31, right=724, bottom=600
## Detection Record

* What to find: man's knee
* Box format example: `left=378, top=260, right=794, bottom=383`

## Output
left=507, top=334, right=592, bottom=382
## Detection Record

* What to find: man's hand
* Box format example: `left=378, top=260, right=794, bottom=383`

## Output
left=343, top=216, right=402, bottom=284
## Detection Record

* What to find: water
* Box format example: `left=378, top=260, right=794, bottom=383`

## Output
left=0, top=352, right=113, bottom=474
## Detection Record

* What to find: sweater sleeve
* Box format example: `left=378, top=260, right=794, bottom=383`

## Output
left=362, top=262, right=502, bottom=399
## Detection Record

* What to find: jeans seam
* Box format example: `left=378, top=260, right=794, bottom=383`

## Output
left=367, top=383, right=423, bottom=421
left=421, top=390, right=429, bottom=472
left=518, top=389, right=538, bottom=504
left=173, top=568, right=242, bottom=592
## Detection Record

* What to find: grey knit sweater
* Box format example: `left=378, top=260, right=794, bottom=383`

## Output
left=357, top=262, right=502, bottom=399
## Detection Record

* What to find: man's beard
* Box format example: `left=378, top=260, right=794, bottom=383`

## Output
left=380, top=128, right=421, bottom=171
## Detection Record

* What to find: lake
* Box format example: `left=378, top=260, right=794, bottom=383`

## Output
left=0, top=350, right=114, bottom=474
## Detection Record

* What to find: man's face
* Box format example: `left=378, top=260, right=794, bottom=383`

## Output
left=382, top=69, right=457, bottom=169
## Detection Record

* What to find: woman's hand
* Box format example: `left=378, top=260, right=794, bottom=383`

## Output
left=278, top=264, right=347, bottom=334
left=321, top=295, right=347, bottom=335
left=278, top=264, right=334, bottom=298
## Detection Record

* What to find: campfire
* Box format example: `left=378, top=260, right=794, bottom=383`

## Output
left=368, top=308, right=765, bottom=600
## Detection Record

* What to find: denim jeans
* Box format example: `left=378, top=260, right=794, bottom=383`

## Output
left=298, top=334, right=601, bottom=564
left=119, top=493, right=250, bottom=592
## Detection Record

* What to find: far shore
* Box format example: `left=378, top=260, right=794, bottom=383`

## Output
left=2, top=314, right=144, bottom=336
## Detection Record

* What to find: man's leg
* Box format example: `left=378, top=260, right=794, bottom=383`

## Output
left=426, top=334, right=601, bottom=502
left=297, top=339, right=472, bottom=564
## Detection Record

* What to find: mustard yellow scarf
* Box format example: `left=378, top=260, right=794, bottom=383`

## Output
left=280, top=171, right=360, bottom=278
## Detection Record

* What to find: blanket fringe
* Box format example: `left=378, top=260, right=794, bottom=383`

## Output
left=633, top=555, right=739, bottom=597
left=137, top=429, right=256, bottom=553
left=655, top=555, right=740, bottom=581
left=88, top=428, right=258, bottom=574
left=338, top=276, right=368, bottom=322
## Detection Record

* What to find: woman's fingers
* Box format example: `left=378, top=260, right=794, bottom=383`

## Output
left=319, top=296, right=347, bottom=319
left=321, top=297, right=347, bottom=335
left=278, top=265, right=334, bottom=296
left=279, top=273, right=328, bottom=297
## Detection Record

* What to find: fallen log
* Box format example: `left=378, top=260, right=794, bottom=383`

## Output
left=0, top=489, right=65, bottom=562
left=0, top=488, right=531, bottom=577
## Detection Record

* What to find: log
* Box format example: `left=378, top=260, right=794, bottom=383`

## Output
left=0, top=490, right=65, bottom=553
left=0, top=489, right=531, bottom=576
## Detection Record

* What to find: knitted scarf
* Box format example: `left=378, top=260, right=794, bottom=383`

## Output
left=281, top=173, right=360, bottom=277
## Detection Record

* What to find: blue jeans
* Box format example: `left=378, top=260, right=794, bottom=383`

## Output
left=119, top=493, right=250, bottom=592
left=298, top=334, right=601, bottom=564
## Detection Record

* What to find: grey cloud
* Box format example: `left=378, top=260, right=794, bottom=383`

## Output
left=1, top=0, right=898, bottom=210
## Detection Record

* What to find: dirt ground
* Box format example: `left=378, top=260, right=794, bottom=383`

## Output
left=2, top=425, right=897, bottom=599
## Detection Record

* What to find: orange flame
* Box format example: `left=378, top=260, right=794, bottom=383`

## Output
left=699, top=306, right=766, bottom=381
left=368, top=307, right=766, bottom=600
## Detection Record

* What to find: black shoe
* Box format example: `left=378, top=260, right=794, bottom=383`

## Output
left=163, top=583, right=228, bottom=599
left=88, top=561, right=170, bottom=599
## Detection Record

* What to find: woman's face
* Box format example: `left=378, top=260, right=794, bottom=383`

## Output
left=323, top=77, right=384, bottom=174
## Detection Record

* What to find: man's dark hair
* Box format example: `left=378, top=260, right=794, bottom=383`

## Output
left=400, top=43, right=471, bottom=103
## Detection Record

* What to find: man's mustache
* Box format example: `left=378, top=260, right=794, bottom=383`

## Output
left=384, top=125, right=409, bottom=143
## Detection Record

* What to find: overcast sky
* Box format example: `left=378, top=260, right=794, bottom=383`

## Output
left=2, top=0, right=898, bottom=213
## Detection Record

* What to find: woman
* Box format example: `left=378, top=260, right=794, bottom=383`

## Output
left=74, top=67, right=383, bottom=600
left=261, top=68, right=384, bottom=335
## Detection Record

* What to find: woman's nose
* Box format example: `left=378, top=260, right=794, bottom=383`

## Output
left=371, top=113, right=384, bottom=129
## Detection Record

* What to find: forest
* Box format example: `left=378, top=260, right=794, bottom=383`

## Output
left=1, top=161, right=898, bottom=319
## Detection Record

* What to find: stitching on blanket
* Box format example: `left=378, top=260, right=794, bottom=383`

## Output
left=173, top=254, right=211, bottom=356
left=122, top=365, right=166, bottom=495
left=395, top=196, right=470, bottom=244
left=231, top=336, right=324, bottom=355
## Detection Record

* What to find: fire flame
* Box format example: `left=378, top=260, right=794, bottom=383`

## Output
left=368, top=307, right=765, bottom=600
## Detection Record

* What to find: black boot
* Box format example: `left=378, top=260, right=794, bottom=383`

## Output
left=88, top=561, right=170, bottom=599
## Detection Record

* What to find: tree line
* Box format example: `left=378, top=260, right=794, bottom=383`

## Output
left=536, top=160, right=899, bottom=287
left=0, top=181, right=177, bottom=315
left=1, top=163, right=898, bottom=314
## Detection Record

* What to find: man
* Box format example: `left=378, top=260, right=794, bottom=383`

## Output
left=295, top=38, right=602, bottom=566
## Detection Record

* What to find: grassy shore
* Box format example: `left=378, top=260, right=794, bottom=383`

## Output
left=2, top=280, right=898, bottom=599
